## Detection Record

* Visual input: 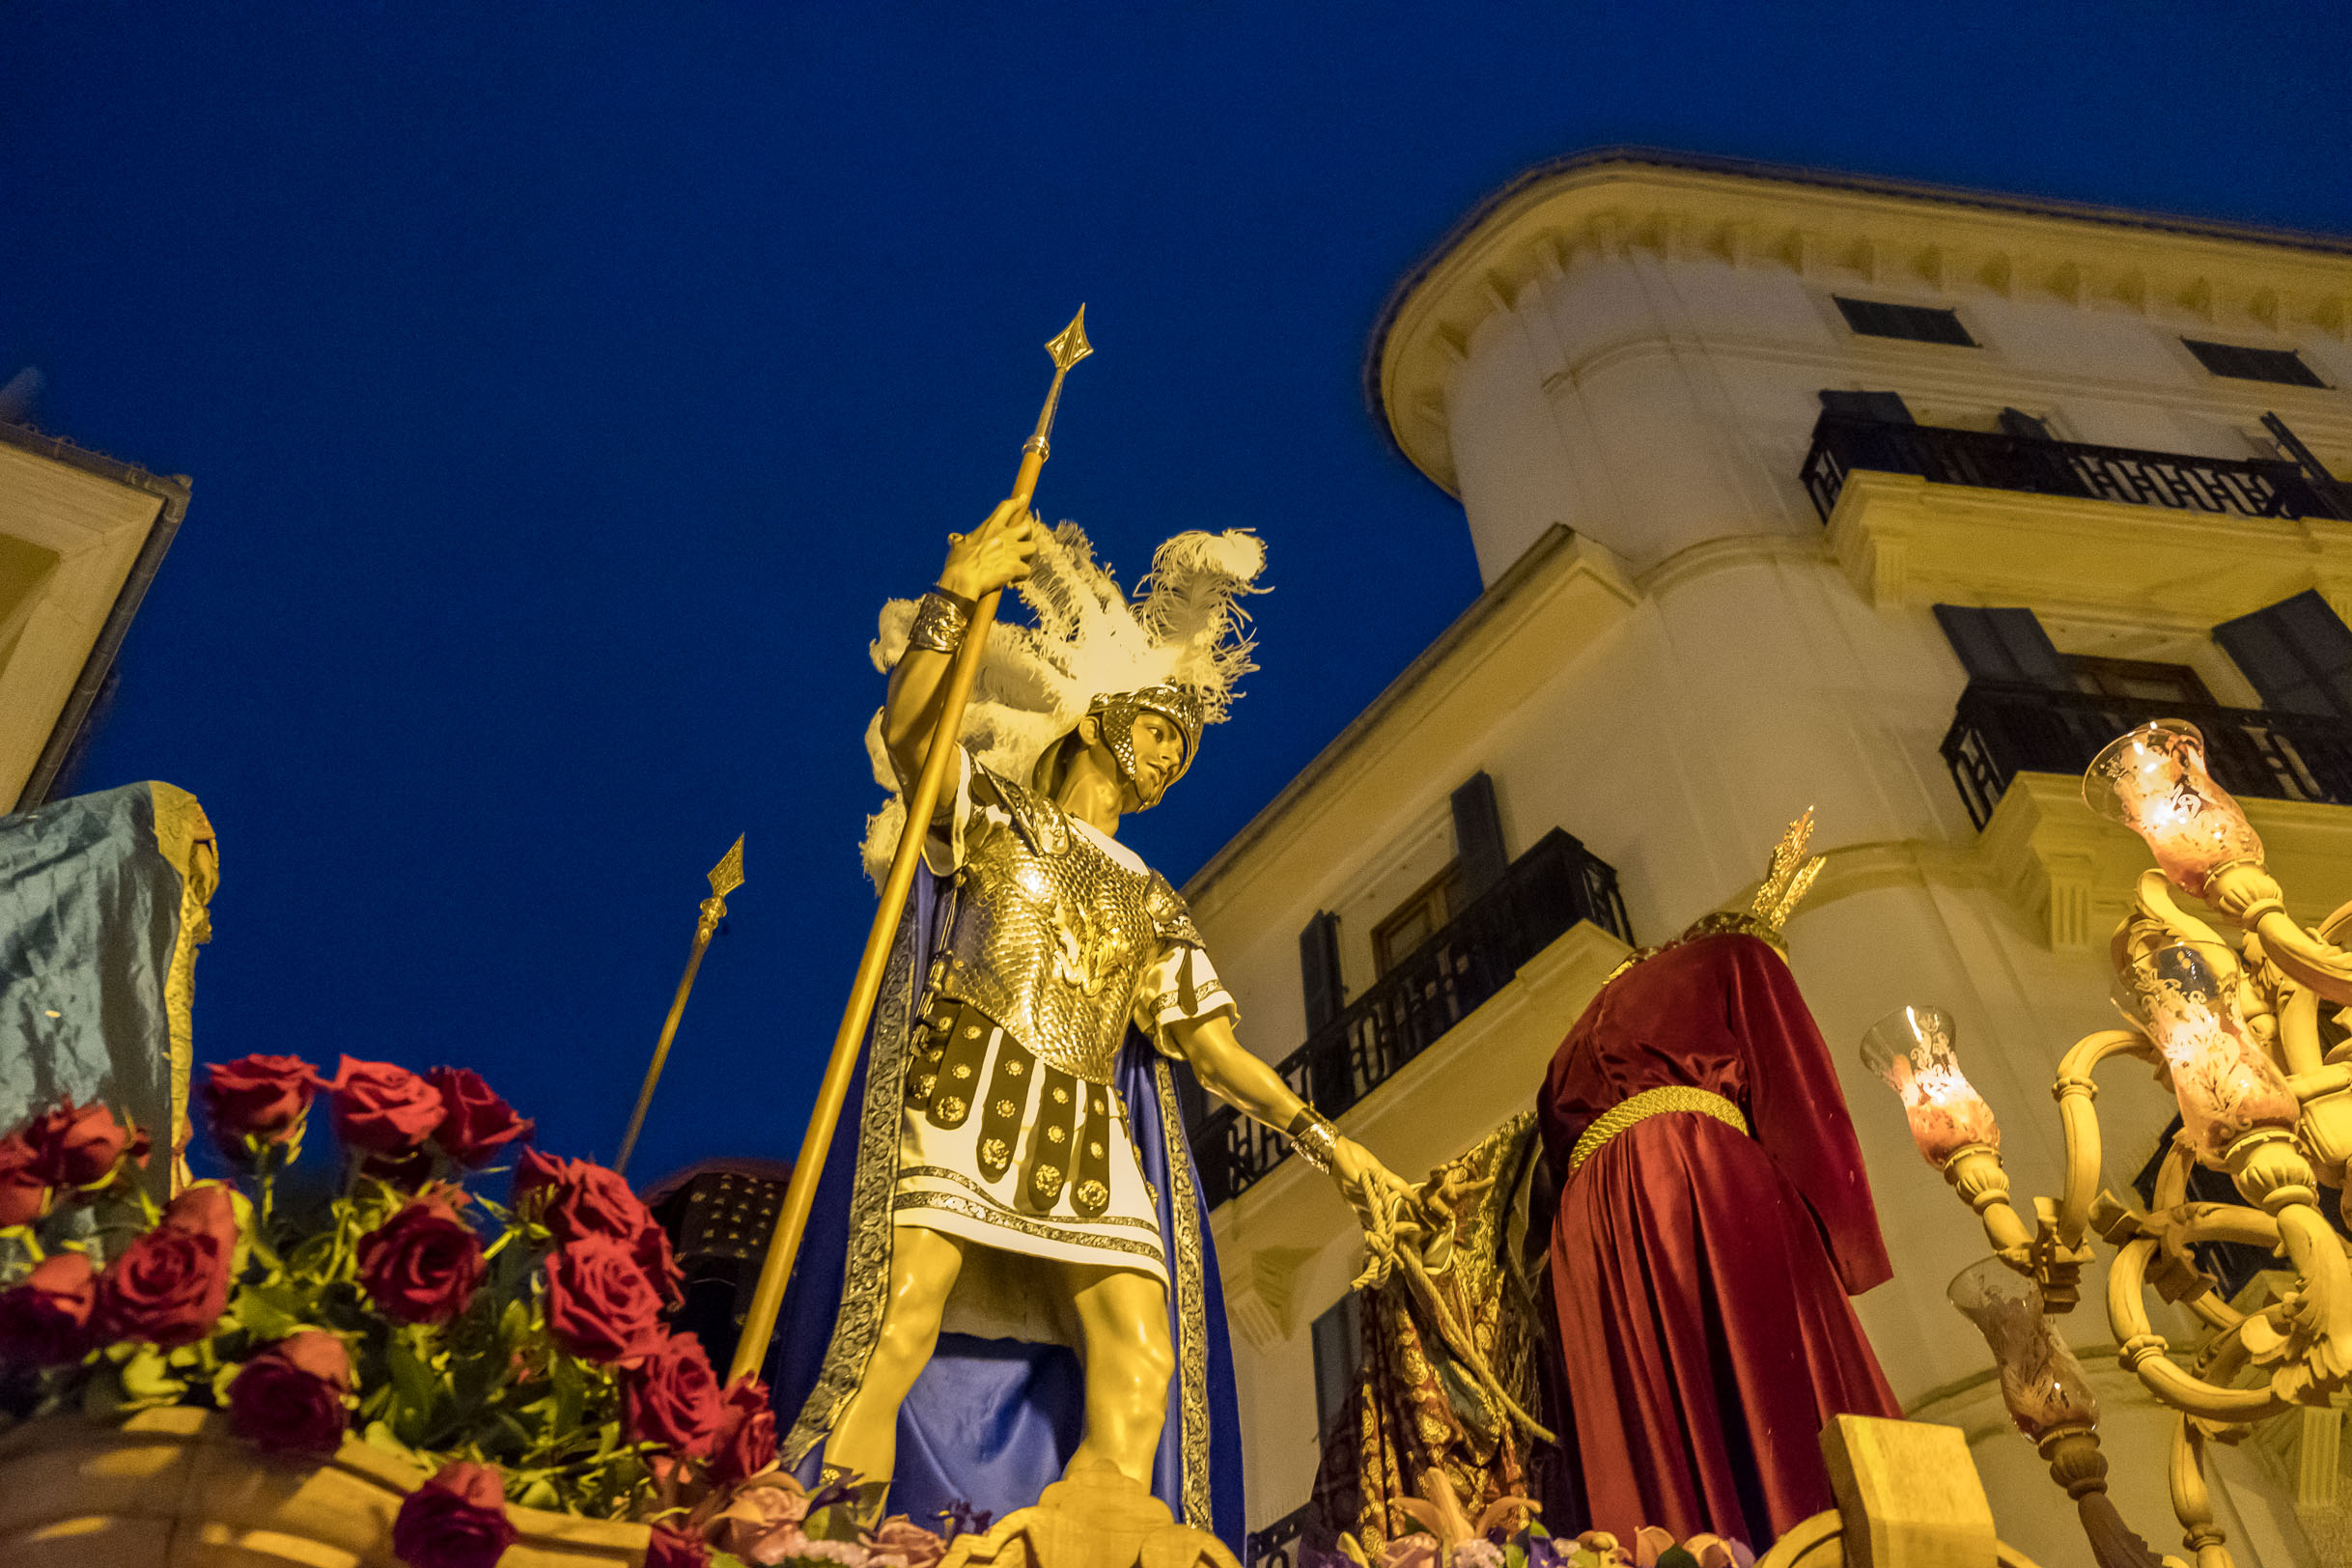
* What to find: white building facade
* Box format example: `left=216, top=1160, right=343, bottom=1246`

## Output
left=1187, top=151, right=2352, bottom=1568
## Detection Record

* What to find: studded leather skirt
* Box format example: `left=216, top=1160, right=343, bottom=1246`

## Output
left=891, top=996, right=1168, bottom=1284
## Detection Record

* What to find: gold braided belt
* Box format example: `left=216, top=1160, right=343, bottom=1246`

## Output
left=1567, top=1085, right=1749, bottom=1180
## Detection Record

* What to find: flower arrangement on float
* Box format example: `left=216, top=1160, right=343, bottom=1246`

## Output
left=1297, top=1468, right=1754, bottom=1568
left=0, top=1053, right=954, bottom=1568
left=1304, top=1520, right=1755, bottom=1568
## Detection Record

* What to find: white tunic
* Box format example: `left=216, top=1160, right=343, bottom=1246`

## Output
left=891, top=755, right=1235, bottom=1284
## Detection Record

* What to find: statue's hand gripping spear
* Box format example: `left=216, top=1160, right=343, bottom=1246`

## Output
left=728, top=310, right=1093, bottom=1382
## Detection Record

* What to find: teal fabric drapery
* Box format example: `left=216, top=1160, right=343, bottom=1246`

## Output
left=0, top=781, right=216, bottom=1190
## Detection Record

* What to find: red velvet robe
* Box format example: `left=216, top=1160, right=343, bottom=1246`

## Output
left=1538, top=933, right=1898, bottom=1547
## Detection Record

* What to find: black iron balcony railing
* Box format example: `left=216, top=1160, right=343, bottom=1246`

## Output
left=1192, top=828, right=1633, bottom=1210
left=1244, top=1505, right=1311, bottom=1566
left=1942, top=680, right=2352, bottom=830
left=1801, top=412, right=2352, bottom=526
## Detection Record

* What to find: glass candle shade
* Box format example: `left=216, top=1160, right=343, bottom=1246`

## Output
left=1861, top=1005, right=2001, bottom=1166
left=1948, top=1258, right=2099, bottom=1440
left=2126, top=943, right=2298, bottom=1166
left=2084, top=720, right=2263, bottom=898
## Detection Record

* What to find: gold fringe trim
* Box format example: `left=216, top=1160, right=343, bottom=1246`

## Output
left=147, top=782, right=217, bottom=1196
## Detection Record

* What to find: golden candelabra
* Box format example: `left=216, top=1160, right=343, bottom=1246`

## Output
left=1868, top=719, right=2352, bottom=1568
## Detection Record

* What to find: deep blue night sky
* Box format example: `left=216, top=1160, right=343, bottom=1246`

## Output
left=5, top=3, right=2346, bottom=1184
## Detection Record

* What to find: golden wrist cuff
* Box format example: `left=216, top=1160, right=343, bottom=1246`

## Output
left=1287, top=1106, right=1338, bottom=1175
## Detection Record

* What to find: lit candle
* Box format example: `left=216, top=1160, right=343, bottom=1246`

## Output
left=2123, top=942, right=2297, bottom=1166
left=1948, top=1258, right=2099, bottom=1440
left=2084, top=720, right=2263, bottom=899
left=1861, top=1005, right=2002, bottom=1166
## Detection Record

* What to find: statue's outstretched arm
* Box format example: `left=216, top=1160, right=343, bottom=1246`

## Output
left=1168, top=1012, right=1415, bottom=1231
left=881, top=498, right=1043, bottom=782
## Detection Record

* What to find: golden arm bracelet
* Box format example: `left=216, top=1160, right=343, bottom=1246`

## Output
left=907, top=587, right=975, bottom=655
left=1286, top=1105, right=1339, bottom=1175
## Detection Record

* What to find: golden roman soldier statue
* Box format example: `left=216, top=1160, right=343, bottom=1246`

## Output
left=766, top=500, right=1413, bottom=1553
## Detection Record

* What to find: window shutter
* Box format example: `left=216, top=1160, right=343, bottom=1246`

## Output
left=1932, top=604, right=2070, bottom=687
left=2214, top=591, right=2352, bottom=718
left=1817, top=389, right=1916, bottom=425
left=2181, top=339, right=2328, bottom=389
left=1299, top=910, right=1344, bottom=1033
left=1450, top=771, right=1508, bottom=900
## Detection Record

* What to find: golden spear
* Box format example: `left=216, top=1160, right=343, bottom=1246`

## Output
left=614, top=834, right=745, bottom=1178
left=729, top=309, right=1093, bottom=1383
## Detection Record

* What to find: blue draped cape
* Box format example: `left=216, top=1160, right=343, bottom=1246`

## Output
left=764, top=867, right=1246, bottom=1551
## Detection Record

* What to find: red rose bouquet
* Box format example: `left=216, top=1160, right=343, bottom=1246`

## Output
left=0, top=1052, right=947, bottom=1568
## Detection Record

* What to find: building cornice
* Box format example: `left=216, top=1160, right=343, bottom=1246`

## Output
left=1367, top=147, right=2352, bottom=496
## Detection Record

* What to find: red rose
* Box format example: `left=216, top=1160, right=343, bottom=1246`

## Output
left=329, top=1055, right=446, bottom=1157
left=512, top=1149, right=653, bottom=1243
left=425, top=1068, right=533, bottom=1167
left=391, top=1459, right=517, bottom=1568
left=543, top=1235, right=665, bottom=1364
left=0, top=1131, right=49, bottom=1227
left=0, top=1250, right=97, bottom=1366
left=93, top=1223, right=232, bottom=1348
left=707, top=1374, right=777, bottom=1484
left=644, top=1523, right=711, bottom=1568
left=30, top=1100, right=147, bottom=1189
left=227, top=1330, right=352, bottom=1457
left=202, top=1054, right=324, bottom=1152
left=163, top=1182, right=241, bottom=1259
left=356, top=1197, right=486, bottom=1326
left=622, top=1332, right=721, bottom=1456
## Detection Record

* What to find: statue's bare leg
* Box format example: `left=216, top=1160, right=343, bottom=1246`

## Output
left=824, top=1225, right=967, bottom=1485
left=1058, top=1259, right=1175, bottom=1484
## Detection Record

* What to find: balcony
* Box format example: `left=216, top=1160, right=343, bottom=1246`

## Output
left=1191, top=828, right=1632, bottom=1209
left=1801, top=412, right=2352, bottom=527
left=1940, top=681, right=2352, bottom=949
left=1942, top=680, right=2352, bottom=830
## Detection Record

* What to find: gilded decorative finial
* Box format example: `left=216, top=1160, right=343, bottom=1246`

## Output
left=709, top=834, right=745, bottom=900
left=1750, top=807, right=1825, bottom=935
left=1026, top=306, right=1094, bottom=457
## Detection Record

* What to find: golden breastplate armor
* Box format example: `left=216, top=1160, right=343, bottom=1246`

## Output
left=936, top=793, right=1159, bottom=1086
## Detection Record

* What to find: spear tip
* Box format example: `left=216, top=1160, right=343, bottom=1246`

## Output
left=1046, top=306, right=1092, bottom=372
left=709, top=834, right=745, bottom=898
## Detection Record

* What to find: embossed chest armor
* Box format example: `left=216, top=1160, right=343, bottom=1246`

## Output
left=934, top=771, right=1173, bottom=1085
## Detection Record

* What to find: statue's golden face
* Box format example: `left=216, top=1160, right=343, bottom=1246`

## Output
left=1124, top=712, right=1187, bottom=808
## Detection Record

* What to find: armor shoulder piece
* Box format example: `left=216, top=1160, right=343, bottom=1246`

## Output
left=976, top=760, right=1070, bottom=856
left=1146, top=872, right=1205, bottom=948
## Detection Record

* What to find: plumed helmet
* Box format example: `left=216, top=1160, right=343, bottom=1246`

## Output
left=861, top=522, right=1267, bottom=881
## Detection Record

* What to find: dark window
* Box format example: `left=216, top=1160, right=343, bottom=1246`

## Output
left=2063, top=655, right=2214, bottom=706
left=1298, top=911, right=1344, bottom=1034
left=1818, top=388, right=1916, bottom=424
left=1309, top=1292, right=1363, bottom=1436
left=2181, top=339, right=2327, bottom=389
left=1931, top=604, right=2070, bottom=687
left=2214, top=591, right=2352, bottom=719
left=1371, top=866, right=1459, bottom=977
left=1450, top=772, right=1508, bottom=901
left=1834, top=296, right=1976, bottom=348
